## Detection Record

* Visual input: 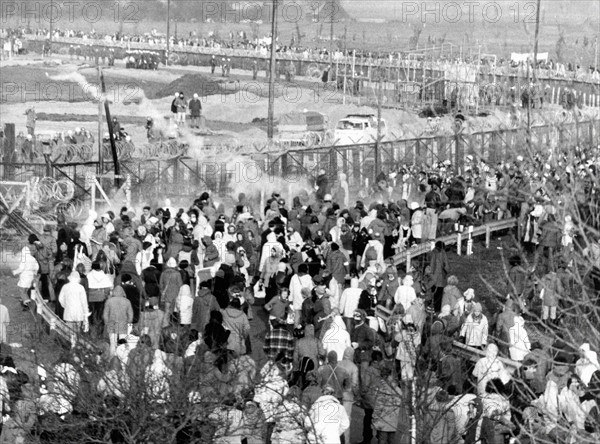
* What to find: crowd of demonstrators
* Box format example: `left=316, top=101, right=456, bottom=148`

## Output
left=7, top=143, right=600, bottom=442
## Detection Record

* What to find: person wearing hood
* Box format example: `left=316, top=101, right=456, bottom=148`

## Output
left=473, top=344, right=511, bottom=395
left=12, top=243, right=39, bottom=307
left=394, top=313, right=421, bottom=381
left=79, top=209, right=97, bottom=254
left=325, top=243, right=347, bottom=294
left=463, top=397, right=496, bottom=443
left=58, top=271, right=89, bottom=335
left=305, top=385, right=349, bottom=444
left=259, top=232, right=285, bottom=273
left=337, top=346, right=359, bottom=443
left=175, top=284, right=194, bottom=326
left=316, top=350, right=351, bottom=403
left=103, top=285, right=133, bottom=357
left=429, top=241, right=449, bottom=312
left=441, top=275, right=461, bottom=313
left=460, top=302, right=488, bottom=348
left=159, top=257, right=183, bottom=317
left=372, top=363, right=403, bottom=444
left=86, top=261, right=112, bottom=329
left=350, top=309, right=375, bottom=364
left=90, top=217, right=108, bottom=259
left=360, top=231, right=385, bottom=271
left=338, top=278, right=361, bottom=334
left=322, top=315, right=352, bottom=364
left=394, top=274, right=416, bottom=313
left=495, top=298, right=516, bottom=356
left=293, top=324, right=324, bottom=385
left=456, top=288, right=475, bottom=319
left=576, top=343, right=600, bottom=386
left=290, top=263, right=314, bottom=328
left=378, top=266, right=400, bottom=309
left=222, top=298, right=250, bottom=356
left=333, top=172, right=349, bottom=208
left=425, top=389, right=458, bottom=444
left=191, top=280, right=220, bottom=334
left=508, top=306, right=531, bottom=361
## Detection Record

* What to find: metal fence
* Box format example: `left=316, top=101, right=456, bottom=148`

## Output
left=2, top=119, right=599, bottom=198
left=264, top=119, right=600, bottom=187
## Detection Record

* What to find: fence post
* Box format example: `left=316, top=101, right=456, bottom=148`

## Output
left=485, top=225, right=491, bottom=249
left=406, top=250, right=411, bottom=274
left=457, top=232, right=462, bottom=256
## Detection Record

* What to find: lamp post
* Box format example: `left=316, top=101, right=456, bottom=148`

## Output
left=267, top=0, right=279, bottom=140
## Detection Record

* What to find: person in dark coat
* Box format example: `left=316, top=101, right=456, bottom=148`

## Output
left=429, top=241, right=449, bottom=312
left=191, top=280, right=220, bottom=334
left=204, top=310, right=230, bottom=353
left=141, top=260, right=161, bottom=307
left=120, top=273, right=141, bottom=324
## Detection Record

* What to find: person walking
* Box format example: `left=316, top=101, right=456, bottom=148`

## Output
left=103, top=285, right=133, bottom=357
left=58, top=271, right=90, bottom=345
left=189, top=93, right=202, bottom=129
left=175, top=92, right=187, bottom=126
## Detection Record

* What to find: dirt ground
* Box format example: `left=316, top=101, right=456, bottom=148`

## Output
left=5, top=53, right=595, bottom=153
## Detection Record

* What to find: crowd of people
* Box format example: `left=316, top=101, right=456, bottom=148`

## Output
left=5, top=143, right=600, bottom=442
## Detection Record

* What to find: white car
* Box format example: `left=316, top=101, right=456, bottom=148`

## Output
left=333, top=114, right=387, bottom=146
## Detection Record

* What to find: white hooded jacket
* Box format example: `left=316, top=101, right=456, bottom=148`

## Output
left=322, top=316, right=352, bottom=361
left=339, top=278, right=361, bottom=318
left=305, top=395, right=349, bottom=444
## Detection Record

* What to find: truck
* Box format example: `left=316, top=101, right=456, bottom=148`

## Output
left=277, top=110, right=330, bottom=147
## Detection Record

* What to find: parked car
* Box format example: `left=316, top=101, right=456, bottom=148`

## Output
left=333, top=114, right=387, bottom=146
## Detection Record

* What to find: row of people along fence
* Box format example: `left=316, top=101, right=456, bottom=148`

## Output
left=5, top=35, right=600, bottom=110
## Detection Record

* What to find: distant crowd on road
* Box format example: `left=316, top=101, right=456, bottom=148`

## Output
left=3, top=26, right=600, bottom=84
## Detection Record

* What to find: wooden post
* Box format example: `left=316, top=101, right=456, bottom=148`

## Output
left=551, top=87, right=555, bottom=105
left=485, top=225, right=491, bottom=249
left=467, top=225, right=474, bottom=256
left=406, top=250, right=411, bottom=273
left=457, top=233, right=462, bottom=256
left=91, top=180, right=96, bottom=213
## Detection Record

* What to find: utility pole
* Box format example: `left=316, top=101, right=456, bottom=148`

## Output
left=375, top=67, right=382, bottom=181
left=99, top=68, right=120, bottom=188
left=267, top=0, right=279, bottom=140
left=166, top=0, right=171, bottom=66
left=97, top=67, right=103, bottom=174
left=532, top=0, right=542, bottom=82
left=328, top=0, right=335, bottom=68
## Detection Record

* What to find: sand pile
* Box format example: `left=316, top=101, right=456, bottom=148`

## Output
left=156, top=74, right=231, bottom=99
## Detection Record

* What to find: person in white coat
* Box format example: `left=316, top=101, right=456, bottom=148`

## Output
left=58, top=271, right=90, bottom=337
left=338, top=278, right=362, bottom=333
left=509, top=313, right=531, bottom=361
left=305, top=385, right=350, bottom=444
left=394, top=275, right=417, bottom=313
left=322, top=315, right=352, bottom=362
left=289, top=264, right=313, bottom=327
left=460, top=303, right=488, bottom=348
left=12, top=244, right=39, bottom=306
left=576, top=343, right=600, bottom=386
left=175, top=284, right=194, bottom=326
